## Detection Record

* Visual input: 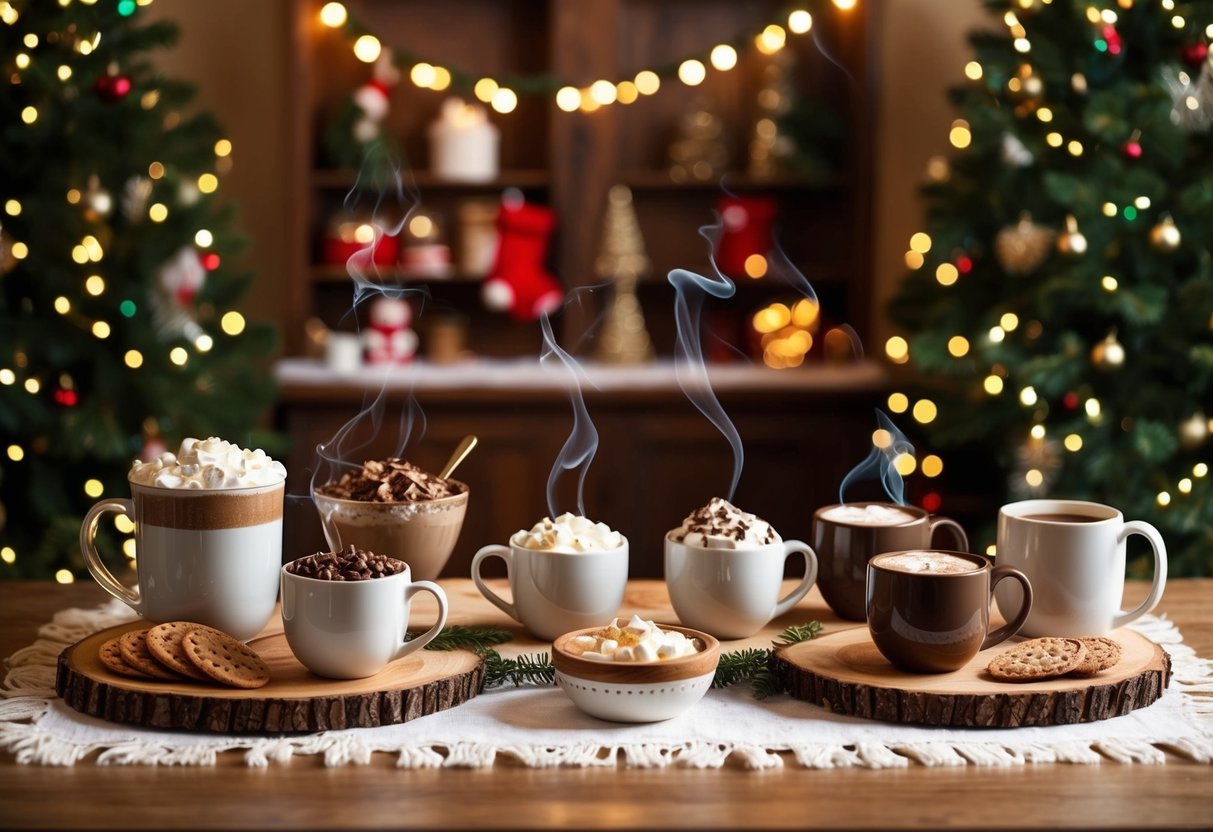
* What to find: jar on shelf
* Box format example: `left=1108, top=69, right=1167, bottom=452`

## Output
left=457, top=199, right=499, bottom=277
left=399, top=208, right=451, bottom=278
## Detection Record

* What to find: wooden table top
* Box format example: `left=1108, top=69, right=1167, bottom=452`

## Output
left=2, top=578, right=1210, bottom=831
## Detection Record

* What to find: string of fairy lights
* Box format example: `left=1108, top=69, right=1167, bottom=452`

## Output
left=2, top=0, right=253, bottom=581
left=880, top=0, right=1213, bottom=539
left=316, top=0, right=858, bottom=114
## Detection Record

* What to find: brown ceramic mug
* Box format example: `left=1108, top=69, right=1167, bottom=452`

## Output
left=866, top=550, right=1032, bottom=674
left=813, top=502, right=969, bottom=621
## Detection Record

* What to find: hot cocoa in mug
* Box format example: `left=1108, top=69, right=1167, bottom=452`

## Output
left=813, top=502, right=969, bottom=621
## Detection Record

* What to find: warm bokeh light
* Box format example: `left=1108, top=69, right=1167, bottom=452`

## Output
left=788, top=10, right=812, bottom=33
left=491, top=88, right=518, bottom=114
left=947, top=335, right=970, bottom=357
left=84, top=479, right=104, bottom=498
left=221, top=311, right=246, bottom=336
left=124, top=350, right=143, bottom=368
left=710, top=44, right=738, bottom=71
left=884, top=336, right=909, bottom=363
left=353, top=34, right=381, bottom=63
left=635, top=70, right=660, bottom=95
left=744, top=254, right=767, bottom=278
left=319, top=2, right=347, bottom=27
left=887, top=392, right=909, bottom=413
left=921, top=455, right=943, bottom=478
left=1064, top=434, right=1083, bottom=452
left=678, top=59, right=706, bottom=86
left=912, top=399, right=937, bottom=424
left=474, top=78, right=499, bottom=103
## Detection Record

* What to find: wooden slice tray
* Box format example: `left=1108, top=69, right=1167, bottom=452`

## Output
left=771, top=626, right=1169, bottom=728
left=56, top=621, right=485, bottom=734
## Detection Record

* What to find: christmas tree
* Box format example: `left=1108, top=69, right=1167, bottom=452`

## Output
left=888, top=0, right=1213, bottom=575
left=0, top=0, right=277, bottom=580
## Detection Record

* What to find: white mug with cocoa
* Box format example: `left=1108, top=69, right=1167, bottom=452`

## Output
left=80, top=437, right=286, bottom=641
left=665, top=498, right=818, bottom=639
left=281, top=546, right=448, bottom=679
left=471, top=514, right=629, bottom=641
left=995, top=499, right=1167, bottom=637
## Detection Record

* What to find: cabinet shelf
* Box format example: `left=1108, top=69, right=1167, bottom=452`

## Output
left=311, top=168, right=550, bottom=192
left=619, top=171, right=848, bottom=193
left=311, top=265, right=484, bottom=284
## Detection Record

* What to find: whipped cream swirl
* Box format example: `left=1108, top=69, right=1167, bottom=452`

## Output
left=670, top=497, right=780, bottom=549
left=130, top=437, right=286, bottom=489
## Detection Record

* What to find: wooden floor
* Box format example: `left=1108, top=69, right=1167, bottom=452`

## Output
left=1, top=579, right=1210, bottom=831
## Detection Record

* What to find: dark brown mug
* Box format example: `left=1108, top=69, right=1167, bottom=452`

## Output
left=813, top=502, right=969, bottom=621
left=866, top=550, right=1032, bottom=674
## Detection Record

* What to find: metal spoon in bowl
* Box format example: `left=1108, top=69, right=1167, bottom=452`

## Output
left=439, top=435, right=478, bottom=480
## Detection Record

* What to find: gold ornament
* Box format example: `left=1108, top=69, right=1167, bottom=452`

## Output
left=83, top=174, right=113, bottom=221
left=1179, top=411, right=1208, bottom=449
left=994, top=213, right=1055, bottom=275
left=595, top=185, right=654, bottom=365
left=1149, top=214, right=1181, bottom=252
left=1091, top=330, right=1125, bottom=370
left=1057, top=214, right=1088, bottom=257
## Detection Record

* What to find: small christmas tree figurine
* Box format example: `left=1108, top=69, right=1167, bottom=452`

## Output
left=595, top=185, right=654, bottom=365
left=0, top=1, right=277, bottom=579
left=888, top=0, right=1213, bottom=575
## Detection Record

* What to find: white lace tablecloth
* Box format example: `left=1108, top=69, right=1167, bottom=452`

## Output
left=3, top=600, right=1211, bottom=770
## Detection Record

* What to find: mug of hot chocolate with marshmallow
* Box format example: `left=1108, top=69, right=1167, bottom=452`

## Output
left=665, top=498, right=818, bottom=640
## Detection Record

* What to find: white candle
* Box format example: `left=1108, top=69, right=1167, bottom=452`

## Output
left=428, top=98, right=500, bottom=183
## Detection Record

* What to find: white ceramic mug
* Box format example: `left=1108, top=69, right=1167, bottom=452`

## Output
left=471, top=539, right=629, bottom=641
left=81, top=481, right=284, bottom=641
left=281, top=563, right=448, bottom=679
left=994, top=499, right=1167, bottom=637
left=664, top=535, right=819, bottom=639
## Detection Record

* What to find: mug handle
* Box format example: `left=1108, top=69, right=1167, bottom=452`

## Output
left=394, top=581, right=449, bottom=660
left=1113, top=520, right=1168, bottom=629
left=928, top=517, right=969, bottom=552
left=79, top=498, right=143, bottom=614
left=981, top=566, right=1033, bottom=650
left=772, top=540, right=819, bottom=619
left=471, top=544, right=520, bottom=623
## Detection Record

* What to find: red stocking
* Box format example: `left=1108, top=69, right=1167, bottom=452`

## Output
left=481, top=201, right=564, bottom=321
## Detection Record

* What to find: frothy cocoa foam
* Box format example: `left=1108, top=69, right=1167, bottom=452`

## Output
left=820, top=503, right=918, bottom=526
left=875, top=551, right=977, bottom=574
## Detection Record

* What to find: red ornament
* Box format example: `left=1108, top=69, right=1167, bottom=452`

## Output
left=1182, top=42, right=1209, bottom=69
left=54, top=389, right=78, bottom=407
left=1123, top=140, right=1142, bottom=159
left=956, top=255, right=974, bottom=274
left=1063, top=392, right=1079, bottom=410
left=921, top=492, right=942, bottom=513
left=1102, top=24, right=1122, bottom=56
left=201, top=252, right=221, bottom=271
left=94, top=73, right=132, bottom=103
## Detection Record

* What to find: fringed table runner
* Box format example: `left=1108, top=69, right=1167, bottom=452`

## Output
left=3, top=600, right=1211, bottom=769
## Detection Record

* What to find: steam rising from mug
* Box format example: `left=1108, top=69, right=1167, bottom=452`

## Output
left=309, top=145, right=430, bottom=499
left=540, top=311, right=598, bottom=518
left=838, top=409, right=914, bottom=506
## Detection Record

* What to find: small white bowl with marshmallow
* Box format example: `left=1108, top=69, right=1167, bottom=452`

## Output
left=551, top=615, right=720, bottom=723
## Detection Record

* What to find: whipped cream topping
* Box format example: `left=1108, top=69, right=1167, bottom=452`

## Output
left=129, top=437, right=286, bottom=489
left=513, top=513, right=624, bottom=553
left=670, top=497, right=780, bottom=549
left=820, top=503, right=918, bottom=526
left=566, top=615, right=701, bottom=663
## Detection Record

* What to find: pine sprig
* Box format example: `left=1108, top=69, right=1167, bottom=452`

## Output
left=419, top=625, right=513, bottom=653
left=483, top=650, right=556, bottom=688
left=774, top=621, right=823, bottom=646
left=711, top=648, right=770, bottom=689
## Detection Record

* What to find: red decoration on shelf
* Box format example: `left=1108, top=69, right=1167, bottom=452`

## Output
left=1063, top=392, right=1079, bottom=410
left=1182, top=42, right=1209, bottom=69
left=714, top=196, right=777, bottom=279
left=201, top=252, right=221, bottom=271
left=956, top=255, right=974, bottom=274
left=94, top=73, right=132, bottom=103
left=1102, top=24, right=1122, bottom=56
left=921, top=492, right=942, bottom=513
left=481, top=199, right=563, bottom=322
left=363, top=296, right=417, bottom=364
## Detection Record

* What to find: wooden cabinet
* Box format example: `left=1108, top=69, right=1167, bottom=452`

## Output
left=277, top=360, right=888, bottom=578
left=286, top=0, right=876, bottom=357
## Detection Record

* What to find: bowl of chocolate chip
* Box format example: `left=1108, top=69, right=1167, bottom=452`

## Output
left=313, top=458, right=468, bottom=581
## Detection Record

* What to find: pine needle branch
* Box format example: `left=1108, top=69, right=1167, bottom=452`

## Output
left=774, top=621, right=823, bottom=646
left=712, top=648, right=770, bottom=689
left=419, top=625, right=513, bottom=653
left=483, top=649, right=556, bottom=688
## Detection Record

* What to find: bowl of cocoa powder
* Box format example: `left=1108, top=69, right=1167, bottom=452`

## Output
left=313, top=458, right=468, bottom=580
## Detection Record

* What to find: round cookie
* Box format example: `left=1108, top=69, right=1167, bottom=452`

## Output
left=988, top=637, right=1088, bottom=682
left=1071, top=636, right=1122, bottom=677
left=99, top=636, right=154, bottom=680
left=146, top=622, right=213, bottom=680
left=182, top=628, right=270, bottom=689
left=117, top=629, right=181, bottom=680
